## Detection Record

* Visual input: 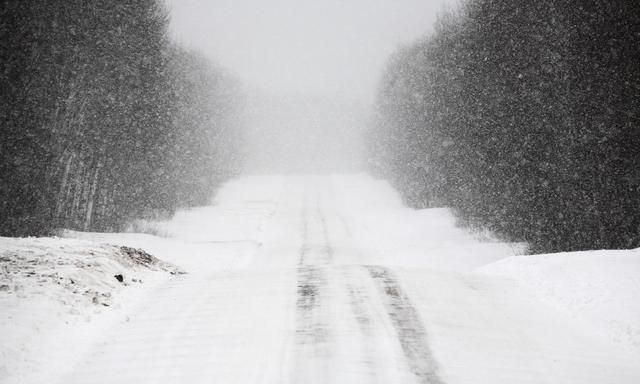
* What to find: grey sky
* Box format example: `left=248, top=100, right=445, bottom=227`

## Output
left=164, top=0, right=457, bottom=103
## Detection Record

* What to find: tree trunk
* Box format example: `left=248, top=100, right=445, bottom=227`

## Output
left=55, top=152, right=74, bottom=220
left=83, top=161, right=101, bottom=231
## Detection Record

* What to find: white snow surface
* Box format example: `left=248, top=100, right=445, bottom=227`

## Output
left=478, top=249, right=640, bottom=353
left=1, top=174, right=639, bottom=384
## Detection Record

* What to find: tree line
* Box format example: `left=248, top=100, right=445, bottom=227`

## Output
left=1, top=0, right=243, bottom=236
left=368, top=0, right=639, bottom=253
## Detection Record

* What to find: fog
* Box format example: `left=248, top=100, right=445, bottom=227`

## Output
left=164, top=0, right=456, bottom=173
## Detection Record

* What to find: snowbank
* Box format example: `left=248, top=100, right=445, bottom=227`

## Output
left=330, top=174, right=525, bottom=271
left=477, top=249, right=640, bottom=354
left=0, top=237, right=182, bottom=383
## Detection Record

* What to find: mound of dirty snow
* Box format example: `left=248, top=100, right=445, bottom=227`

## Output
left=0, top=237, right=183, bottom=383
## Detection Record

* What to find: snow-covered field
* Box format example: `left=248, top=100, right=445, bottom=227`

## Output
left=1, top=174, right=639, bottom=383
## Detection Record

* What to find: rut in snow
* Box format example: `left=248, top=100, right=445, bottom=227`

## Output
left=367, top=266, right=444, bottom=384
left=342, top=267, right=380, bottom=382
left=294, top=188, right=333, bottom=382
left=294, top=185, right=444, bottom=383
left=296, top=266, right=330, bottom=345
left=298, top=188, right=333, bottom=266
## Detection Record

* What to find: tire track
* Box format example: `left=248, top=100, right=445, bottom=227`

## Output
left=295, top=184, right=443, bottom=384
left=315, top=192, right=334, bottom=264
left=367, top=266, right=444, bottom=384
left=293, top=187, right=332, bottom=382
left=342, top=269, right=379, bottom=383
left=298, top=188, right=332, bottom=266
left=298, top=188, right=311, bottom=265
left=296, top=266, right=330, bottom=345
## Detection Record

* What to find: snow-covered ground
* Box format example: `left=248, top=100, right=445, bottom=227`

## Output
left=478, top=249, right=640, bottom=353
left=1, top=174, right=639, bottom=383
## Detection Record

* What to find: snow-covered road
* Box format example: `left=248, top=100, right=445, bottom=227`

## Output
left=55, top=175, right=640, bottom=383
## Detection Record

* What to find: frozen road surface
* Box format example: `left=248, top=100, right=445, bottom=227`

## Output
left=59, top=175, right=640, bottom=384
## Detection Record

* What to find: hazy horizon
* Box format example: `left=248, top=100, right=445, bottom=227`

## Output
left=164, top=0, right=456, bottom=104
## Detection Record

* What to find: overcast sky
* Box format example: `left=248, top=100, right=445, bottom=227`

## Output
left=164, top=0, right=457, bottom=103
